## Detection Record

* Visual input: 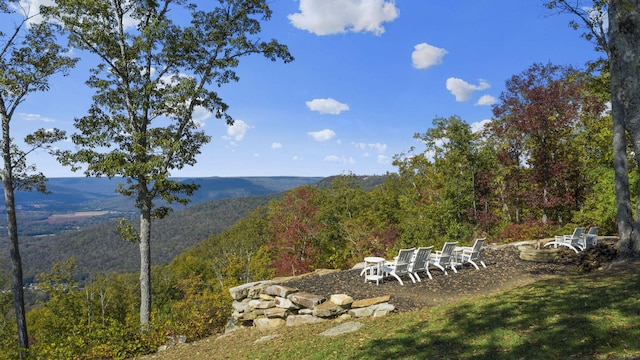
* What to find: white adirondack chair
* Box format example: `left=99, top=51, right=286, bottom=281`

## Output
left=428, top=242, right=459, bottom=275
left=544, top=227, right=584, bottom=253
left=408, top=246, right=434, bottom=281
left=383, top=248, right=415, bottom=285
left=456, top=238, right=486, bottom=270
left=577, top=226, right=599, bottom=250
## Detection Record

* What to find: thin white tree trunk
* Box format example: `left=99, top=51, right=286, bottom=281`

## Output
left=139, top=211, right=152, bottom=327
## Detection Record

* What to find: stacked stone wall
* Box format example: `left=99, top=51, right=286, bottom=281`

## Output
left=227, top=280, right=394, bottom=332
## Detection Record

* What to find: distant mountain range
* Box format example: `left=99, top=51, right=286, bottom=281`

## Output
left=0, top=176, right=324, bottom=282
left=3, top=176, right=323, bottom=214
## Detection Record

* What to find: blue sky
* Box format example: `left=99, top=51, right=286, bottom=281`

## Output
left=7, top=0, right=600, bottom=178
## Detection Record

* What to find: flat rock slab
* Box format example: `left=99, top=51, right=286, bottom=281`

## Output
left=352, top=295, right=391, bottom=308
left=320, top=321, right=364, bottom=336
left=288, top=292, right=326, bottom=308
left=254, top=334, right=281, bottom=344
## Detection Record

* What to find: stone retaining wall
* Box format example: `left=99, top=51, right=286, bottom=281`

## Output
left=226, top=280, right=394, bottom=333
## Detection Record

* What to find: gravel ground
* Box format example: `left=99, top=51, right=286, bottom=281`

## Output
left=281, top=245, right=578, bottom=312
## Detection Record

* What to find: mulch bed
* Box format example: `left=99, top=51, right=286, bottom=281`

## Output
left=281, top=245, right=590, bottom=313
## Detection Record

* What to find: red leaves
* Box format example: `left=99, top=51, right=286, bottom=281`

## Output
left=268, top=186, right=323, bottom=277
left=487, top=63, right=606, bottom=222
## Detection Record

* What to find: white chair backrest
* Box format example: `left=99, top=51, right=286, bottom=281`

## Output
left=411, top=246, right=434, bottom=271
left=586, top=226, right=599, bottom=235
left=571, top=227, right=585, bottom=239
left=470, top=238, right=485, bottom=258
left=439, top=242, right=458, bottom=262
left=395, top=248, right=415, bottom=272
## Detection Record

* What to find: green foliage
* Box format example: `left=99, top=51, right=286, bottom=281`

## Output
left=43, top=0, right=294, bottom=326
left=1, top=4, right=79, bottom=354
left=574, top=164, right=638, bottom=235
left=25, top=260, right=162, bottom=359
left=1, top=53, right=621, bottom=357
left=156, top=276, right=230, bottom=341
left=0, top=272, right=19, bottom=359
left=392, top=116, right=483, bottom=247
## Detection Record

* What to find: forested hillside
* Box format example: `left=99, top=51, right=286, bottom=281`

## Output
left=13, top=195, right=277, bottom=282
left=0, top=64, right=620, bottom=359
left=0, top=177, right=322, bottom=282
left=1, top=176, right=322, bottom=218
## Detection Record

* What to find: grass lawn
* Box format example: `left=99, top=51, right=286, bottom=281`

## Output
left=141, top=259, right=640, bottom=360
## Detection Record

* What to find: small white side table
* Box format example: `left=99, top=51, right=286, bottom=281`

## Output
left=363, top=256, right=386, bottom=285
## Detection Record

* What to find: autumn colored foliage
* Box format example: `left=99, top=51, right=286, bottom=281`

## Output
left=0, top=62, right=616, bottom=359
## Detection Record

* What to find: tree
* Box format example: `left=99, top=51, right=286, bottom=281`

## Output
left=487, top=63, right=605, bottom=224
left=268, top=185, right=323, bottom=276
left=545, top=0, right=640, bottom=256
left=0, top=2, right=76, bottom=355
left=44, top=0, right=293, bottom=327
left=316, top=175, right=370, bottom=268
left=392, top=116, right=482, bottom=245
left=607, top=0, right=640, bottom=256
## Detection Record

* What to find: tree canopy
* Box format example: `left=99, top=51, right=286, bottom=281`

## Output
left=43, top=0, right=293, bottom=327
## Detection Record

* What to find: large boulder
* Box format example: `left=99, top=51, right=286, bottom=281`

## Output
left=288, top=292, right=326, bottom=308
left=312, top=300, right=348, bottom=318
left=265, top=284, right=299, bottom=298
left=330, top=294, right=354, bottom=306
left=254, top=318, right=286, bottom=330
left=229, top=281, right=274, bottom=300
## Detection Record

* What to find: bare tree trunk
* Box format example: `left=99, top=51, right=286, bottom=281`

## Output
left=1, top=119, right=29, bottom=357
left=139, top=210, right=152, bottom=328
left=611, top=100, right=633, bottom=249
left=609, top=0, right=640, bottom=257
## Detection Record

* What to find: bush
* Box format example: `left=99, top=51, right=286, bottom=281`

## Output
left=499, top=220, right=558, bottom=242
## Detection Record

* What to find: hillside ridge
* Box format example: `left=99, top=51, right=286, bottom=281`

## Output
left=0, top=176, right=325, bottom=282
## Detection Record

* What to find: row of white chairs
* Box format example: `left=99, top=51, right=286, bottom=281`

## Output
left=363, top=238, right=486, bottom=285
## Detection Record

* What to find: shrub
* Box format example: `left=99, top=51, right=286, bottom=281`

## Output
left=499, top=220, right=558, bottom=242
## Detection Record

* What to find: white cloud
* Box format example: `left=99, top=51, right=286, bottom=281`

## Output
left=15, top=0, right=137, bottom=28
left=308, top=129, right=336, bottom=142
left=412, top=43, right=447, bottom=70
left=306, top=98, right=350, bottom=115
left=470, top=119, right=492, bottom=134
left=224, top=119, right=252, bottom=141
left=585, top=6, right=608, bottom=35
left=325, top=155, right=356, bottom=165
left=354, top=142, right=387, bottom=153
left=11, top=0, right=55, bottom=25
left=272, top=142, right=283, bottom=149
left=446, top=78, right=490, bottom=102
left=191, top=106, right=211, bottom=127
left=476, top=94, right=496, bottom=106
left=19, top=112, right=55, bottom=122
left=288, top=0, right=399, bottom=36
left=377, top=154, right=390, bottom=164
